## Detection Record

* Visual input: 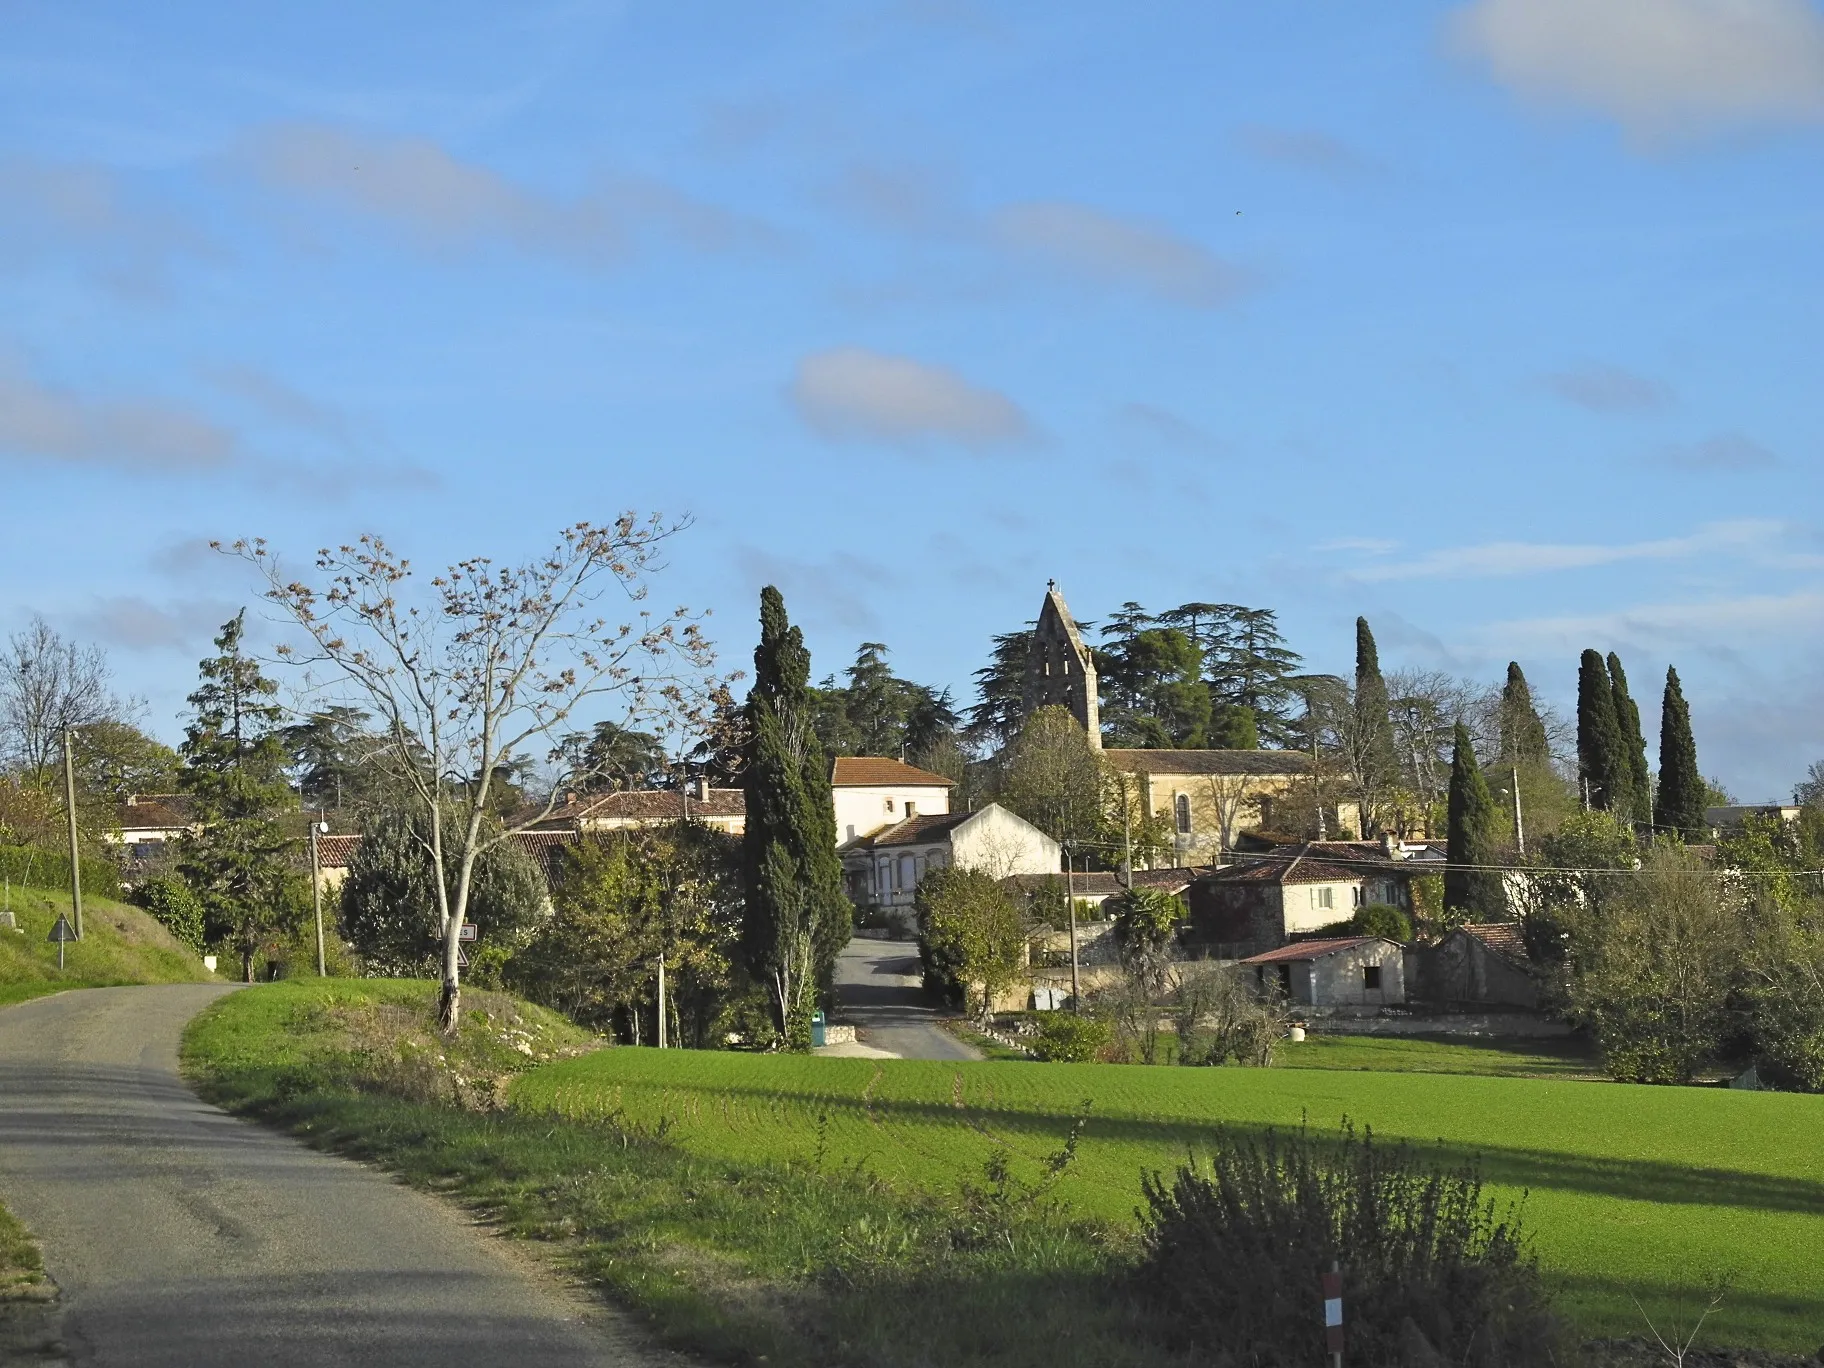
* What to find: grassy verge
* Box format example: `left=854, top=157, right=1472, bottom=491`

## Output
left=0, top=1199, right=48, bottom=1301
left=182, top=979, right=1193, bottom=1368
left=0, top=885, right=212, bottom=1005
left=1275, top=1031, right=1603, bottom=1077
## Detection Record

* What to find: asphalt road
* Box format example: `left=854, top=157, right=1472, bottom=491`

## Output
left=0, top=985, right=674, bottom=1368
left=829, top=938, right=981, bottom=1061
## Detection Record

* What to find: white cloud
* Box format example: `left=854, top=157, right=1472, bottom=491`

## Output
left=1544, top=363, right=1671, bottom=412
left=0, top=364, right=239, bottom=471
left=1451, top=0, right=1824, bottom=136
left=70, top=596, right=239, bottom=652
left=1237, top=125, right=1373, bottom=177
left=244, top=124, right=766, bottom=263
left=788, top=348, right=1032, bottom=449
left=1347, top=518, right=1778, bottom=581
left=994, top=202, right=1250, bottom=309
left=733, top=546, right=890, bottom=632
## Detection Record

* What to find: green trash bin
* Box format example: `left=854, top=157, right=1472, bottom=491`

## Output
left=810, top=1010, right=827, bottom=1048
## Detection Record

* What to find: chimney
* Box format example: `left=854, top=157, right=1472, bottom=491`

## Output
left=1380, top=832, right=1401, bottom=860
left=696, top=777, right=710, bottom=802
left=126, top=794, right=138, bottom=807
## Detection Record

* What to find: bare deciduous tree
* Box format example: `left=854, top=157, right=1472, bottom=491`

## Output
left=230, top=520, right=718, bottom=1031
left=0, top=618, right=121, bottom=786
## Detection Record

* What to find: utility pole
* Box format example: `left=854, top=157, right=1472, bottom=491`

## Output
left=656, top=951, right=667, bottom=1049
left=62, top=728, right=83, bottom=941
left=1118, top=772, right=1134, bottom=887
left=1510, top=766, right=1526, bottom=856
left=1064, top=847, right=1080, bottom=1011
left=309, top=817, right=328, bottom=976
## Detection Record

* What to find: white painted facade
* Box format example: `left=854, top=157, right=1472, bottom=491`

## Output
left=832, top=781, right=952, bottom=845
left=844, top=803, right=1060, bottom=912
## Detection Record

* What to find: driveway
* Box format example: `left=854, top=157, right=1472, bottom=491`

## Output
left=0, top=985, right=679, bottom=1368
left=828, top=937, right=981, bottom=1061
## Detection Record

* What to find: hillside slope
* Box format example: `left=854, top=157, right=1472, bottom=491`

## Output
left=0, top=886, right=214, bottom=1005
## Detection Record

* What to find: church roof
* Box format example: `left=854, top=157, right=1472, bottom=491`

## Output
left=1102, top=749, right=1314, bottom=777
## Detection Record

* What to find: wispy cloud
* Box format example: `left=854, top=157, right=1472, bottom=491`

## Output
left=1346, top=518, right=1778, bottom=581
left=1654, top=432, right=1779, bottom=471
left=993, top=202, right=1250, bottom=309
left=242, top=123, right=769, bottom=264
left=69, top=595, right=240, bottom=653
left=209, top=364, right=354, bottom=446
left=789, top=347, right=1032, bottom=450
left=1450, top=0, right=1824, bottom=138
left=1237, top=125, right=1373, bottom=177
left=1490, top=587, right=1824, bottom=652
left=1543, top=362, right=1671, bottom=413
left=732, top=545, right=891, bottom=632
left=1115, top=402, right=1223, bottom=454
left=0, top=362, right=239, bottom=471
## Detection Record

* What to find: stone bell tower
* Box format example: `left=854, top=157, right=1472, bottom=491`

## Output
left=1023, top=580, right=1101, bottom=748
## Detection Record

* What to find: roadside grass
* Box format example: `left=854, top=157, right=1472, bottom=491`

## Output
left=0, top=1199, right=47, bottom=1300
left=0, top=886, right=211, bottom=1005
left=516, top=1047, right=1824, bottom=1351
left=182, top=979, right=1194, bottom=1368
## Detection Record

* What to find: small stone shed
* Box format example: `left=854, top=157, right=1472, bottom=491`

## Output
left=1411, top=922, right=1540, bottom=1009
left=1239, top=936, right=1406, bottom=1010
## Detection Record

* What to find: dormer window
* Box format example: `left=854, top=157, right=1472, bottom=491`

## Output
left=885, top=797, right=895, bottom=814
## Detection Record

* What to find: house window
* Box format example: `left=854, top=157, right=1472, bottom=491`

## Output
left=1352, top=885, right=1362, bottom=908
left=899, top=854, right=917, bottom=889
left=885, top=797, right=895, bottom=814
left=1174, top=793, right=1192, bottom=835
left=1363, top=965, right=1382, bottom=991
left=905, top=801, right=917, bottom=818
left=1311, top=886, right=1334, bottom=911
left=878, top=860, right=893, bottom=891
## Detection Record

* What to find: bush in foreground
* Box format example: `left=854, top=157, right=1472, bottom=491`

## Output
left=1139, top=1122, right=1564, bottom=1367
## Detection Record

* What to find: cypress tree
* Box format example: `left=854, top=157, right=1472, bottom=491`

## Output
left=1352, top=617, right=1400, bottom=830
left=1577, top=649, right=1631, bottom=815
left=741, top=587, right=850, bottom=1047
left=1607, top=652, right=1653, bottom=827
left=1497, top=662, right=1550, bottom=767
left=1657, top=666, right=1705, bottom=841
left=1444, top=722, right=1506, bottom=920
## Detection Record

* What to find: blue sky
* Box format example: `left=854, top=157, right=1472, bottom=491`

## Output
left=2, top=0, right=1820, bottom=799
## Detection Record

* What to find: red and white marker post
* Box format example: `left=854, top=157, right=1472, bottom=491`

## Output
left=1322, top=1264, right=1343, bottom=1367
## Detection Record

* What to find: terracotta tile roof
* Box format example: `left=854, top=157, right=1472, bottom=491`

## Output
left=830, top=757, right=956, bottom=788
left=846, top=812, right=974, bottom=849
left=524, top=788, right=746, bottom=828
left=1460, top=921, right=1526, bottom=962
left=115, top=794, right=197, bottom=830
left=1241, top=936, right=1389, bottom=964
left=1102, top=749, right=1314, bottom=778
left=314, top=834, right=362, bottom=868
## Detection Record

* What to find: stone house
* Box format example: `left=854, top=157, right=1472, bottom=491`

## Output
left=1412, top=922, right=1540, bottom=1009
left=1101, top=750, right=1361, bottom=864
left=840, top=802, right=1059, bottom=918
left=1185, top=843, right=1416, bottom=957
left=530, top=782, right=748, bottom=836
left=312, top=830, right=580, bottom=897
left=1240, top=935, right=1407, bottom=1010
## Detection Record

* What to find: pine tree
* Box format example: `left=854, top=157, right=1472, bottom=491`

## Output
left=1351, top=617, right=1400, bottom=832
left=1607, top=652, right=1652, bottom=828
left=1577, top=649, right=1631, bottom=816
left=741, top=587, right=850, bottom=1047
left=176, top=611, right=302, bottom=981
left=1444, top=723, right=1505, bottom=921
left=1657, top=666, right=1705, bottom=841
left=1497, top=662, right=1550, bottom=767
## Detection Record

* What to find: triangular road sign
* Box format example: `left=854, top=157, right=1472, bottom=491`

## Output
left=455, top=944, right=469, bottom=969
left=47, top=915, right=76, bottom=944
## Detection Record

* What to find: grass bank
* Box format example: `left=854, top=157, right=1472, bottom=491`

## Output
left=183, top=979, right=1201, bottom=1368
left=0, top=885, right=213, bottom=1005
left=0, top=1200, right=46, bottom=1300
left=517, top=1046, right=1824, bottom=1350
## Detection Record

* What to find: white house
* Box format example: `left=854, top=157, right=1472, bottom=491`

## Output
left=841, top=803, right=1059, bottom=915
left=830, top=757, right=954, bottom=846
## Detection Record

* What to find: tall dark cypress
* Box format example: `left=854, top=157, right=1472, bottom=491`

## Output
left=1607, top=652, right=1653, bottom=827
left=1577, top=649, right=1631, bottom=815
left=1444, top=723, right=1506, bottom=920
left=1657, top=666, right=1705, bottom=841
left=1497, top=662, right=1550, bottom=767
left=741, top=587, right=851, bottom=1046
left=1352, top=617, right=1399, bottom=829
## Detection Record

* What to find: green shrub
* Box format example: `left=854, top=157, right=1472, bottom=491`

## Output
left=1031, top=1012, right=1111, bottom=1062
left=0, top=843, right=121, bottom=900
left=135, top=873, right=206, bottom=951
left=1353, top=903, right=1412, bottom=942
left=1140, top=1122, right=1562, bottom=1366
